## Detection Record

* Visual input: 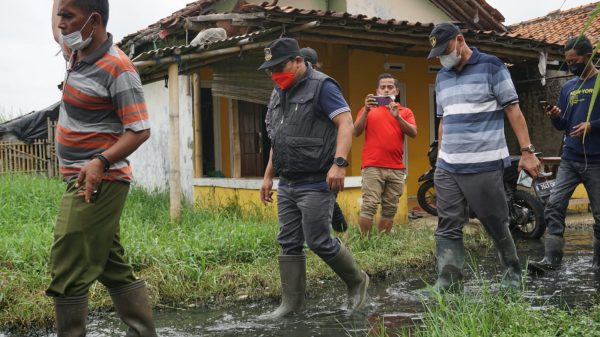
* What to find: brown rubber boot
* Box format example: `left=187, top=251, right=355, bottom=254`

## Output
left=54, top=294, right=88, bottom=337
left=260, top=255, right=306, bottom=319
left=378, top=217, right=394, bottom=234
left=358, top=216, right=373, bottom=237
left=108, top=279, right=158, bottom=337
left=325, top=244, right=369, bottom=310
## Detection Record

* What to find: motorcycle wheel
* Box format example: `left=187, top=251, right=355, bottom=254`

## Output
left=417, top=180, right=438, bottom=216
left=510, top=190, right=545, bottom=240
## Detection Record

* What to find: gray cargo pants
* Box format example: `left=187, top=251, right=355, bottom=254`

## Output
left=276, top=186, right=340, bottom=260
left=434, top=168, right=514, bottom=242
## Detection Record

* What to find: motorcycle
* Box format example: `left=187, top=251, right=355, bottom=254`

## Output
left=416, top=141, right=553, bottom=240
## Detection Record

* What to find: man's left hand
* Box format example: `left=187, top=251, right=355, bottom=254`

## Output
left=518, top=152, right=541, bottom=178
left=76, top=159, right=104, bottom=203
left=570, top=122, right=591, bottom=138
left=327, top=165, right=346, bottom=193
left=387, top=102, right=399, bottom=118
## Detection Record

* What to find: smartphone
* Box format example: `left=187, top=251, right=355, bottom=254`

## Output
left=373, top=96, right=392, bottom=106
left=539, top=100, right=550, bottom=110
left=516, top=169, right=533, bottom=188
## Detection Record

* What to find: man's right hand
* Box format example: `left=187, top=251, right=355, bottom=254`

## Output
left=364, top=94, right=377, bottom=112
left=260, top=178, right=274, bottom=204
left=519, top=152, right=541, bottom=178
left=545, top=105, right=561, bottom=119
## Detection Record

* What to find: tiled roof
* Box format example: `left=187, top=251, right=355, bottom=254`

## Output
left=124, top=2, right=565, bottom=83
left=510, top=2, right=600, bottom=45
left=429, top=0, right=506, bottom=31
left=120, top=0, right=508, bottom=54
left=131, top=4, right=564, bottom=69
left=119, top=0, right=218, bottom=50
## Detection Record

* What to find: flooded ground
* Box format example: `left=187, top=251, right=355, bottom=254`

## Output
left=8, top=215, right=600, bottom=337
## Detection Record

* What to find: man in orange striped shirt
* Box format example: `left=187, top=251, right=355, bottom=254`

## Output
left=48, top=1, right=156, bottom=336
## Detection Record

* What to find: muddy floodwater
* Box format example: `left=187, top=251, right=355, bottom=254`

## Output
left=12, top=224, right=600, bottom=337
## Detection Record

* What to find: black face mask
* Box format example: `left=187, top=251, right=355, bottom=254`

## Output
left=569, top=62, right=587, bottom=77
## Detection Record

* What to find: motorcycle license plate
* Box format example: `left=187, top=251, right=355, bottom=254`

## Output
left=534, top=179, right=555, bottom=198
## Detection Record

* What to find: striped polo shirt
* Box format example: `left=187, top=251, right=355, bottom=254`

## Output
left=435, top=48, right=518, bottom=173
left=57, top=34, right=149, bottom=182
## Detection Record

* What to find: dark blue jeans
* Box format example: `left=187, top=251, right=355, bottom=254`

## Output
left=545, top=160, right=600, bottom=239
left=276, top=186, right=340, bottom=261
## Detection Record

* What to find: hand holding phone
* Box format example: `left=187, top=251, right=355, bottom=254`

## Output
left=540, top=100, right=561, bottom=118
left=373, top=95, right=392, bottom=106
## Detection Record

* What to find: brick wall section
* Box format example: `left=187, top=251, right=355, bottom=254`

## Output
left=505, top=69, right=568, bottom=158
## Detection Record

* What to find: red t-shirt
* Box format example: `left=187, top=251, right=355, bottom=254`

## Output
left=356, top=103, right=416, bottom=169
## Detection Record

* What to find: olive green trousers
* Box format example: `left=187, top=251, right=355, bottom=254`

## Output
left=46, top=180, right=137, bottom=297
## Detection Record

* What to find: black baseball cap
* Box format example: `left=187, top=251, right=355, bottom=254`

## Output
left=258, top=38, right=302, bottom=70
left=427, top=22, right=461, bottom=59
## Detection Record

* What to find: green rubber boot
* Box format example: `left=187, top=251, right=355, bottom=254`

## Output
left=261, top=255, right=306, bottom=319
left=495, top=236, right=523, bottom=290
left=592, top=238, right=600, bottom=272
left=529, top=234, right=565, bottom=273
left=108, top=280, right=158, bottom=337
left=54, top=294, right=88, bottom=337
left=432, top=237, right=464, bottom=292
left=325, top=244, right=369, bottom=311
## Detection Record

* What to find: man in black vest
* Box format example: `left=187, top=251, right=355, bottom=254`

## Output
left=259, top=38, right=369, bottom=318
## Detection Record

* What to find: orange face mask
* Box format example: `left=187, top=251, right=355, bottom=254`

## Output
left=271, top=71, right=295, bottom=89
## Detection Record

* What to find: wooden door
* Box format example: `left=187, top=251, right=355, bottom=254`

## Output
left=238, top=101, right=269, bottom=177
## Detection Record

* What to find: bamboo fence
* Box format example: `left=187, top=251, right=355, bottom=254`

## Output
left=0, top=119, right=58, bottom=177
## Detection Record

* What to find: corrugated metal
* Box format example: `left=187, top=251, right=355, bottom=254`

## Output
left=211, top=52, right=274, bottom=105
left=133, top=28, right=280, bottom=62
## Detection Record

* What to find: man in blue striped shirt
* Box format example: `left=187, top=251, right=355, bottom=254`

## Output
left=428, top=22, right=540, bottom=291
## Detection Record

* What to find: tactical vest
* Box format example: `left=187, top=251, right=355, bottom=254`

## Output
left=269, top=68, right=339, bottom=182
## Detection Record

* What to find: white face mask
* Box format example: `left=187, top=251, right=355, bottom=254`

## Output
left=62, top=14, right=95, bottom=51
left=439, top=38, right=462, bottom=69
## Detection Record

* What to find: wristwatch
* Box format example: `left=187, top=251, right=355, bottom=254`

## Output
left=92, top=153, right=111, bottom=172
left=334, top=157, right=349, bottom=167
left=520, top=144, right=536, bottom=154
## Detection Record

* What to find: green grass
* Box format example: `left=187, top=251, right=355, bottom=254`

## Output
left=367, top=282, right=600, bottom=337
left=0, top=174, right=489, bottom=330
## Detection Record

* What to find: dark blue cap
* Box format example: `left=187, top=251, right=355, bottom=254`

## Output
left=427, top=22, right=461, bottom=59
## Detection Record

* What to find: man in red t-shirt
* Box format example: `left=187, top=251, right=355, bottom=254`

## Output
left=354, top=73, right=417, bottom=235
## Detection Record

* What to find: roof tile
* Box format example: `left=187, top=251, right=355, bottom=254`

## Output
left=510, top=2, right=600, bottom=45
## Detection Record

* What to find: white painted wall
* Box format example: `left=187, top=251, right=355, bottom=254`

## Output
left=129, top=76, right=195, bottom=202
left=346, top=0, right=450, bottom=23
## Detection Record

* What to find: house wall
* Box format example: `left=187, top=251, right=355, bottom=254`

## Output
left=193, top=178, right=408, bottom=224
left=130, top=77, right=195, bottom=201
left=346, top=0, right=450, bottom=22
left=509, top=69, right=568, bottom=158
left=343, top=49, right=438, bottom=196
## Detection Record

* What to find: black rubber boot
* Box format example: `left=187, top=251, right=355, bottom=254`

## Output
left=54, top=295, right=88, bottom=337
left=529, top=234, right=565, bottom=273
left=494, top=236, right=523, bottom=290
left=108, top=280, right=158, bottom=337
left=593, top=238, right=600, bottom=272
left=331, top=201, right=348, bottom=232
left=325, top=244, right=369, bottom=310
left=260, top=255, right=306, bottom=319
left=432, top=237, right=464, bottom=292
